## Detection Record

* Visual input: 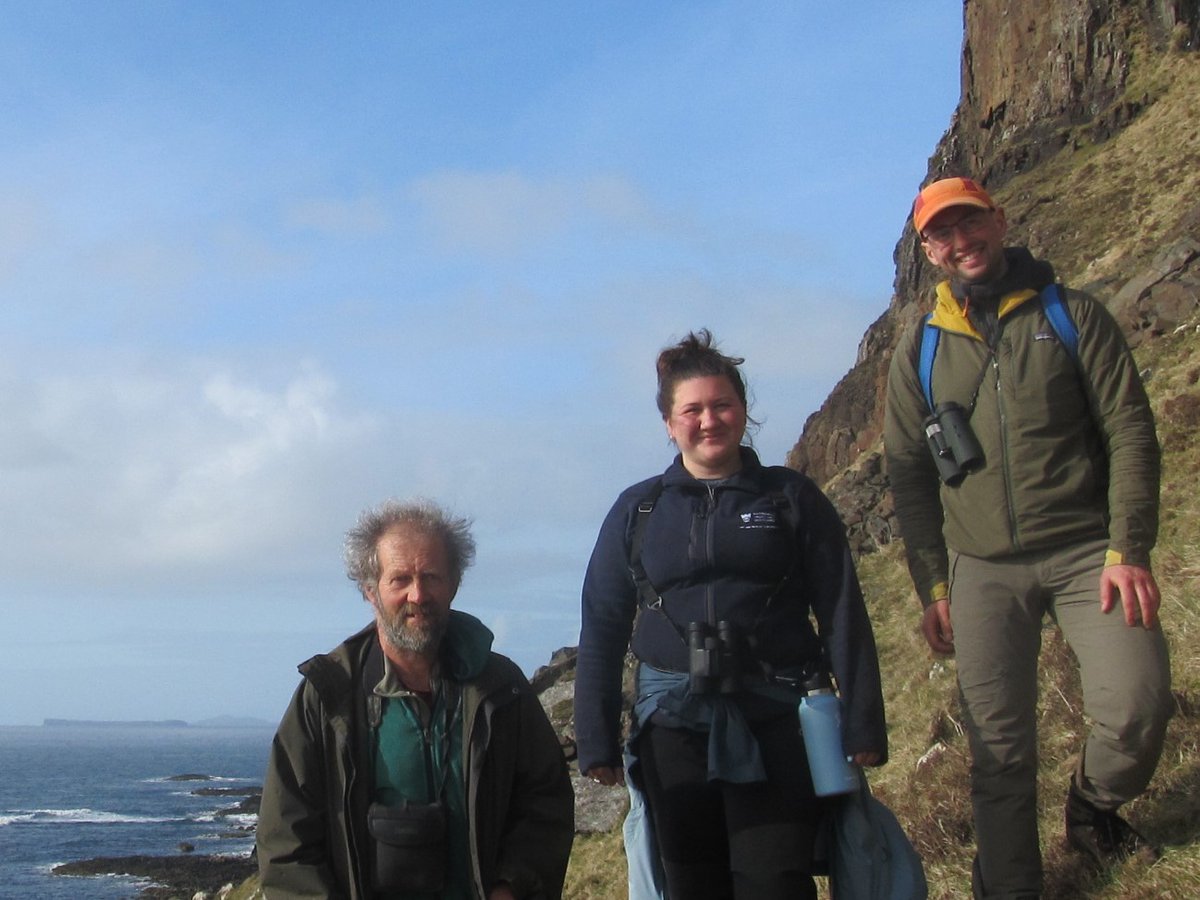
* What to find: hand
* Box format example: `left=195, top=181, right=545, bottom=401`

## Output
left=1100, top=564, right=1161, bottom=628
left=585, top=765, right=625, bottom=787
left=851, top=751, right=883, bottom=767
left=921, top=599, right=954, bottom=654
left=487, top=883, right=516, bottom=900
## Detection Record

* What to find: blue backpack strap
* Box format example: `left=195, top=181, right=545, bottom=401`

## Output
left=1040, top=283, right=1079, bottom=364
left=920, top=289, right=1076, bottom=410
left=917, top=313, right=939, bottom=411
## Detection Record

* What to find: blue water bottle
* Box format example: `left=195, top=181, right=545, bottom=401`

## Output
left=798, top=673, right=859, bottom=796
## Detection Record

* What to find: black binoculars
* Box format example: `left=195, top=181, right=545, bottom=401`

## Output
left=687, top=620, right=740, bottom=695
left=923, top=401, right=984, bottom=485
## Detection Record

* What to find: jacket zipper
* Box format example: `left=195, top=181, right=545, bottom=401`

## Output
left=422, top=713, right=437, bottom=803
left=992, top=352, right=1021, bottom=548
left=704, top=482, right=718, bottom=625
left=340, top=728, right=366, bottom=899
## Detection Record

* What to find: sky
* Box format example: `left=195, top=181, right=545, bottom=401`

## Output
left=0, top=2, right=962, bottom=726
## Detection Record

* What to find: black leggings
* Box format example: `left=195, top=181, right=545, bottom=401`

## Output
left=637, top=714, right=823, bottom=900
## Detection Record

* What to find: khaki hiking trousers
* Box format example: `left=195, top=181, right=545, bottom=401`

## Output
left=948, top=537, right=1173, bottom=899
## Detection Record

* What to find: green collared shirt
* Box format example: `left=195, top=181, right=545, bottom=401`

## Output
left=372, top=657, right=473, bottom=899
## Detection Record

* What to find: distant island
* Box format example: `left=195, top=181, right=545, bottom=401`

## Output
left=43, top=719, right=191, bottom=728
left=41, top=716, right=274, bottom=729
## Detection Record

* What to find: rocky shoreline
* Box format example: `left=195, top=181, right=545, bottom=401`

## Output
left=51, top=780, right=262, bottom=899
left=53, top=853, right=257, bottom=899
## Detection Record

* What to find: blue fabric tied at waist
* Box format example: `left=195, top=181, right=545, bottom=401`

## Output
left=633, top=663, right=801, bottom=784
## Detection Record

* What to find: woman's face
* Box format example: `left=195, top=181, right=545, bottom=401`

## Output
left=665, top=374, right=747, bottom=479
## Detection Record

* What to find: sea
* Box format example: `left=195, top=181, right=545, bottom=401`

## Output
left=0, top=723, right=274, bottom=899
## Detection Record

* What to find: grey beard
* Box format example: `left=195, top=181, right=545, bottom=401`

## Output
left=377, top=605, right=447, bottom=656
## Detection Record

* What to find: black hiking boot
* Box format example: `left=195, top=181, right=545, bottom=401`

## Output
left=1065, top=784, right=1160, bottom=866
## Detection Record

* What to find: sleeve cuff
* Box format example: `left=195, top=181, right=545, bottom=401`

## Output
left=920, top=581, right=949, bottom=608
left=1105, top=548, right=1151, bottom=568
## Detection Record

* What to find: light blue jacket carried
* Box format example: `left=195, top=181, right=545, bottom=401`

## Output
left=624, top=755, right=926, bottom=900
left=822, top=772, right=927, bottom=900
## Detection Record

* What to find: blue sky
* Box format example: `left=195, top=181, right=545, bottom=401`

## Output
left=0, top=2, right=961, bottom=726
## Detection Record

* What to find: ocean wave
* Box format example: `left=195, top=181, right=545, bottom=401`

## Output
left=195, top=830, right=257, bottom=846
left=192, top=806, right=257, bottom=819
left=168, top=789, right=252, bottom=799
left=0, top=807, right=173, bottom=825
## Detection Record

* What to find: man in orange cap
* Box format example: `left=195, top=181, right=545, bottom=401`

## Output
left=884, top=176, right=1173, bottom=898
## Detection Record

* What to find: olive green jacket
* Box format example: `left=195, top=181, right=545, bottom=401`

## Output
left=257, top=614, right=574, bottom=898
left=884, top=277, right=1160, bottom=607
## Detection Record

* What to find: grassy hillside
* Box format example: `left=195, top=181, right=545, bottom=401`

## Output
left=995, top=31, right=1200, bottom=290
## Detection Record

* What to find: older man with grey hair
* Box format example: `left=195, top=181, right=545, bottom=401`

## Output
left=258, top=498, right=574, bottom=899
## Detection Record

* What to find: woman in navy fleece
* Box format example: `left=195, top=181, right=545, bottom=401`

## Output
left=574, top=329, right=887, bottom=900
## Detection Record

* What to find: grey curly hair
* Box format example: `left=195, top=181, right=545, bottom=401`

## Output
left=343, top=498, right=477, bottom=597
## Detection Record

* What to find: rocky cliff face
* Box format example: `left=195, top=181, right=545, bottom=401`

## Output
left=957, top=0, right=1197, bottom=183
left=787, top=0, right=1200, bottom=557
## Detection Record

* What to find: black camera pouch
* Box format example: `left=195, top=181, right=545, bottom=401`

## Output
left=367, top=800, right=448, bottom=893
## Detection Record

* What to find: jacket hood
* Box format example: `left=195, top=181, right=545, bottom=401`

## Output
left=441, top=610, right=494, bottom=681
left=950, top=246, right=1055, bottom=304
left=297, top=611, right=495, bottom=697
left=929, top=281, right=1040, bottom=337
left=930, top=247, right=1056, bottom=337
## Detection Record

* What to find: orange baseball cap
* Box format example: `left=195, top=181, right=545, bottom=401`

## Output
left=912, top=177, right=996, bottom=234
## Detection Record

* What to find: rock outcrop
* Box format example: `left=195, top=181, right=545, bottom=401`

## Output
left=532, top=645, right=638, bottom=835
left=52, top=854, right=256, bottom=900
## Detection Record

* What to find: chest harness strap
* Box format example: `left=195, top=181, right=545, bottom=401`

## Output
left=627, top=479, right=798, bottom=649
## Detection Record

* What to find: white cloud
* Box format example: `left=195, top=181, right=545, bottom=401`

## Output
left=0, top=357, right=376, bottom=586
left=410, top=169, right=658, bottom=258
left=211, top=223, right=303, bottom=277
left=283, top=195, right=392, bottom=237
left=88, top=237, right=204, bottom=297
left=0, top=191, right=56, bottom=279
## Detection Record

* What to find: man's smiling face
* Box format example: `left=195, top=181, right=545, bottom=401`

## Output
left=921, top=205, right=1009, bottom=284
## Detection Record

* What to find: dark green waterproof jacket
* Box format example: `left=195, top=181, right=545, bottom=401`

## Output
left=257, top=612, right=574, bottom=898
left=884, top=271, right=1159, bottom=607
